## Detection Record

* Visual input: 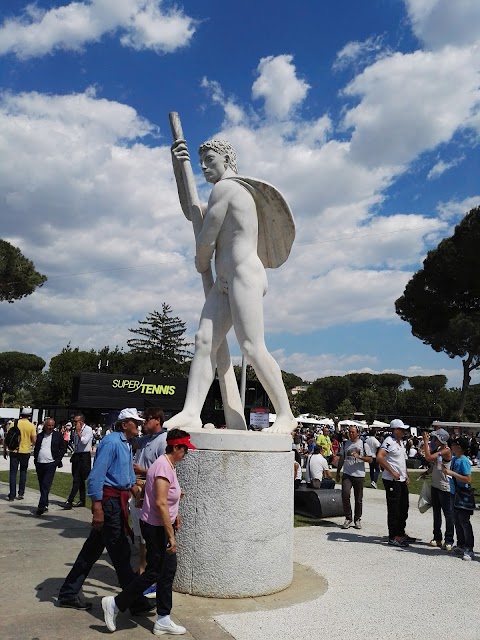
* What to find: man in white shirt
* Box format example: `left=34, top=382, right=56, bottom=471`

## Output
left=306, top=445, right=334, bottom=488
left=377, top=419, right=411, bottom=547
left=33, top=418, right=66, bottom=515
left=62, top=414, right=93, bottom=509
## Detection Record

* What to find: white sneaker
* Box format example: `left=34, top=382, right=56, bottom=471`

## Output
left=463, top=551, right=474, bottom=562
left=341, top=518, right=353, bottom=529
left=153, top=620, right=187, bottom=636
left=442, top=543, right=452, bottom=552
left=429, top=539, right=441, bottom=548
left=102, top=596, right=118, bottom=632
left=371, top=481, right=377, bottom=489
left=354, top=519, right=362, bottom=529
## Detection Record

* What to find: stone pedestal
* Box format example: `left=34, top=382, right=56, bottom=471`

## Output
left=173, top=431, right=294, bottom=598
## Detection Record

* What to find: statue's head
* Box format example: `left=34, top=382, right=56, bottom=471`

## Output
left=198, top=139, right=237, bottom=183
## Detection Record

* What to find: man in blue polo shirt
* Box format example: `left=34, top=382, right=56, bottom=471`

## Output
left=57, top=408, right=153, bottom=615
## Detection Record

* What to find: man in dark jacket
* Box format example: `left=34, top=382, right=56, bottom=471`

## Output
left=34, top=417, right=66, bottom=516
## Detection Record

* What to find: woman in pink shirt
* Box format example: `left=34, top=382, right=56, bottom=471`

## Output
left=102, top=429, right=196, bottom=636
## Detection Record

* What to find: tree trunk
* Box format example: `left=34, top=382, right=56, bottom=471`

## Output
left=458, top=354, right=473, bottom=418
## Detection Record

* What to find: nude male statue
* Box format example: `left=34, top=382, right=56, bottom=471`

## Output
left=164, top=138, right=297, bottom=434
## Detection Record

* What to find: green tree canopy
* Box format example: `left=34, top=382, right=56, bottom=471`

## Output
left=296, top=384, right=326, bottom=417
left=395, top=206, right=480, bottom=417
left=335, top=398, right=356, bottom=419
left=0, top=351, right=45, bottom=405
left=281, top=371, right=304, bottom=390
left=127, top=303, right=192, bottom=376
left=0, top=239, right=47, bottom=303
left=36, top=345, right=99, bottom=406
left=310, top=376, right=351, bottom=414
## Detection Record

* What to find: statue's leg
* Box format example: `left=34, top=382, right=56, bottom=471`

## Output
left=164, top=286, right=232, bottom=430
left=229, top=276, right=297, bottom=435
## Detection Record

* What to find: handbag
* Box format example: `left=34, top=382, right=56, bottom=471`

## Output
left=453, top=477, right=475, bottom=511
left=134, top=477, right=146, bottom=508
left=418, top=480, right=432, bottom=513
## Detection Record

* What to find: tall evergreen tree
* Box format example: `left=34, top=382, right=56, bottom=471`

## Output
left=396, top=206, right=480, bottom=417
left=0, top=239, right=47, bottom=303
left=127, top=303, right=192, bottom=376
left=0, top=351, right=45, bottom=405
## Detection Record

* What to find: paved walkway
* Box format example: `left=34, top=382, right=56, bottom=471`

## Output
left=1, top=464, right=480, bottom=640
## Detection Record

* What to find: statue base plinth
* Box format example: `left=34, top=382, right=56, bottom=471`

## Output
left=173, top=431, right=294, bottom=598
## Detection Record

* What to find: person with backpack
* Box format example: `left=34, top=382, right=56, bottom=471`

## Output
left=3, top=407, right=37, bottom=501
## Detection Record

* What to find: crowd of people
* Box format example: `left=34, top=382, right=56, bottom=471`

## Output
left=293, top=420, right=476, bottom=559
left=2, top=406, right=193, bottom=636
left=2, top=408, right=478, bottom=636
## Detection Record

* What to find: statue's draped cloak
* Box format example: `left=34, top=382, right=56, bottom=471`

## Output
left=225, top=176, right=296, bottom=269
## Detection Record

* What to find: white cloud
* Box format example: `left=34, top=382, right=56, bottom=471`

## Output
left=343, top=46, right=480, bottom=168
left=0, top=0, right=197, bottom=59
left=0, top=87, right=204, bottom=361
left=251, top=55, right=310, bottom=120
left=427, top=155, right=465, bottom=180
left=405, top=0, right=480, bottom=49
left=200, top=78, right=245, bottom=126
left=272, top=350, right=379, bottom=384
left=2, top=20, right=480, bottom=381
left=0, top=81, right=443, bottom=370
left=436, top=196, right=480, bottom=221
left=333, top=35, right=388, bottom=71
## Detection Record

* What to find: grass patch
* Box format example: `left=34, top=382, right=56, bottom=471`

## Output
left=0, top=469, right=92, bottom=508
left=294, top=515, right=325, bottom=527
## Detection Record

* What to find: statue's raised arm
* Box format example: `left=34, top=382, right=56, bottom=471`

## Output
left=168, top=113, right=246, bottom=431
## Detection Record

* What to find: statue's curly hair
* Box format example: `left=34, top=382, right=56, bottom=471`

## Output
left=198, top=139, right=238, bottom=173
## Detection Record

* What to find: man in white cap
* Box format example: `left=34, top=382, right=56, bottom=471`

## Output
left=3, top=407, right=36, bottom=501
left=57, top=408, right=153, bottom=615
left=377, top=419, right=412, bottom=547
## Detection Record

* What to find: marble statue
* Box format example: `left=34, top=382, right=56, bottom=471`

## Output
left=164, top=123, right=297, bottom=434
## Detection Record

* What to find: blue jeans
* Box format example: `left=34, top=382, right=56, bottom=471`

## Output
left=431, top=486, right=454, bottom=545
left=454, top=507, right=474, bottom=552
left=35, top=461, right=57, bottom=509
left=9, top=453, right=30, bottom=498
left=369, top=459, right=379, bottom=484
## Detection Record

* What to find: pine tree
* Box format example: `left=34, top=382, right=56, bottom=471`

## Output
left=127, top=303, right=192, bottom=376
left=395, top=206, right=480, bottom=417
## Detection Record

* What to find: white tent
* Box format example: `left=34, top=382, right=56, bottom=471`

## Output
left=338, top=419, right=366, bottom=429
left=369, top=420, right=390, bottom=429
left=296, top=415, right=334, bottom=427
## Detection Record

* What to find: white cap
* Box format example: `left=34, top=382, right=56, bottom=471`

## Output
left=390, top=418, right=408, bottom=430
left=20, top=407, right=32, bottom=416
left=118, top=408, right=144, bottom=423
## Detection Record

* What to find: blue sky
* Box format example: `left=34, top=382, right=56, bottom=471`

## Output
left=0, top=0, right=479, bottom=387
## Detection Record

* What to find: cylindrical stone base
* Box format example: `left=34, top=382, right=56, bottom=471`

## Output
left=173, top=431, right=294, bottom=598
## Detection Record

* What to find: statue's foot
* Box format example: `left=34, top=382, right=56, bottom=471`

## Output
left=263, top=416, right=298, bottom=435
left=163, top=412, right=203, bottom=431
